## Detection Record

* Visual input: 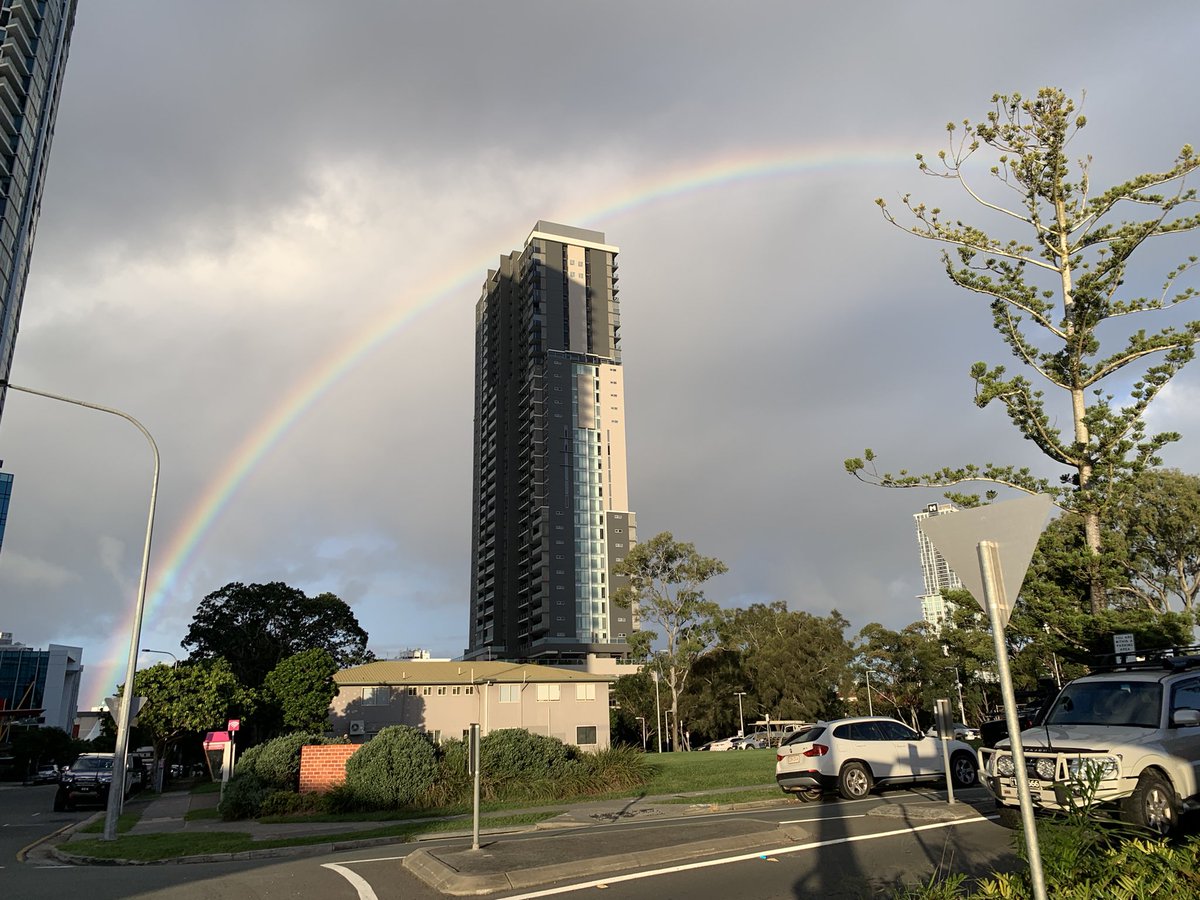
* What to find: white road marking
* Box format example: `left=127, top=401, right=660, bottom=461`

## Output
left=499, top=816, right=993, bottom=899
left=778, top=813, right=866, bottom=824
left=322, top=862, right=382, bottom=900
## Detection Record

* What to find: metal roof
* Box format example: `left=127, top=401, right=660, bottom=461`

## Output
left=334, top=660, right=613, bottom=686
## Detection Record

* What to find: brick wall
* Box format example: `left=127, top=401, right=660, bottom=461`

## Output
left=299, top=744, right=357, bottom=793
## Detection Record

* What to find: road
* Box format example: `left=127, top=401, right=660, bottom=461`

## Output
left=4, top=781, right=1018, bottom=899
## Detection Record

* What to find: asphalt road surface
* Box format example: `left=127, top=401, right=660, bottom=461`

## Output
left=5, top=782, right=1018, bottom=899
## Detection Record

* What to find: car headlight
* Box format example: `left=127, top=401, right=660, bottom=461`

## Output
left=1034, top=758, right=1057, bottom=781
left=1067, top=756, right=1119, bottom=780
left=995, top=754, right=1015, bottom=776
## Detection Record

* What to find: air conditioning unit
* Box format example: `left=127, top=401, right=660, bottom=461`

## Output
left=349, top=720, right=365, bottom=736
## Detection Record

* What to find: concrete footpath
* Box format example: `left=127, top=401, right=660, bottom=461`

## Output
left=37, top=785, right=993, bottom=894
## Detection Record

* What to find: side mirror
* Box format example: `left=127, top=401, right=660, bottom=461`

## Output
left=1173, top=708, right=1200, bottom=727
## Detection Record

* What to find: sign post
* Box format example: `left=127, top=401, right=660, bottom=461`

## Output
left=935, top=698, right=955, bottom=804
left=919, top=493, right=1053, bottom=900
left=469, top=723, right=481, bottom=851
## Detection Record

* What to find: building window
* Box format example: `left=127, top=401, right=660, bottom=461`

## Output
left=437, top=686, right=447, bottom=695
left=537, top=684, right=561, bottom=702
left=407, top=687, right=418, bottom=696
left=576, top=683, right=596, bottom=701
left=452, top=686, right=462, bottom=695
left=362, top=686, right=390, bottom=706
left=421, top=687, right=432, bottom=696
left=500, top=684, right=519, bottom=703
left=576, top=726, right=598, bottom=745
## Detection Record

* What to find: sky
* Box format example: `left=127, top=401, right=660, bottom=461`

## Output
left=3, top=2, right=1200, bottom=708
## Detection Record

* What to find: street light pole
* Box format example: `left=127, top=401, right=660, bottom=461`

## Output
left=733, top=691, right=746, bottom=737
left=650, top=670, right=662, bottom=753
left=635, top=716, right=646, bottom=752
left=948, top=665, right=966, bottom=724
left=3, top=382, right=159, bottom=843
left=865, top=669, right=874, bottom=716
left=140, top=648, right=178, bottom=666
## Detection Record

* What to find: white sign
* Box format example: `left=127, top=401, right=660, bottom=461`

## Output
left=917, top=494, right=1054, bottom=627
left=1114, top=633, right=1136, bottom=656
left=104, top=695, right=147, bottom=726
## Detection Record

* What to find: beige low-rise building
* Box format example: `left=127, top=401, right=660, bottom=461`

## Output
left=329, top=660, right=613, bottom=750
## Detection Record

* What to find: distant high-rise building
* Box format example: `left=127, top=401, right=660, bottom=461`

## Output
left=466, top=222, right=636, bottom=664
left=0, top=0, right=78, bottom=422
left=0, top=632, right=82, bottom=734
left=0, top=469, right=11, bottom=550
left=914, top=502, right=963, bottom=630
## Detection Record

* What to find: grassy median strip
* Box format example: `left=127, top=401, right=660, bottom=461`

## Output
left=63, top=812, right=556, bottom=862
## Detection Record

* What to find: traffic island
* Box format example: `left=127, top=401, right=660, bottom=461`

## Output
left=403, top=818, right=810, bottom=896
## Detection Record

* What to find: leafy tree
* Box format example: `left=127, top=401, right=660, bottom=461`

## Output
left=716, top=602, right=854, bottom=725
left=612, top=532, right=727, bottom=751
left=857, top=622, right=948, bottom=729
left=130, top=659, right=254, bottom=781
left=1011, top=514, right=1192, bottom=664
left=678, top=648, right=746, bottom=743
left=261, top=648, right=339, bottom=735
left=10, top=726, right=81, bottom=776
left=847, top=87, right=1200, bottom=616
left=182, top=582, right=372, bottom=688
left=610, top=671, right=660, bottom=749
left=1108, top=468, right=1200, bottom=616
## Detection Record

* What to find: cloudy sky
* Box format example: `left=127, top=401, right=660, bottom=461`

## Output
left=4, top=2, right=1200, bottom=707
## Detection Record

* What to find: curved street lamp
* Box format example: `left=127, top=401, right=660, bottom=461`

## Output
left=3, top=381, right=159, bottom=843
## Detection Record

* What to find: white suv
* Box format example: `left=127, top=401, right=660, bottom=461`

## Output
left=978, top=659, right=1200, bottom=833
left=775, top=716, right=978, bottom=801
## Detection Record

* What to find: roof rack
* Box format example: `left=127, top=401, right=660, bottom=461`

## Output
left=1091, top=645, right=1200, bottom=674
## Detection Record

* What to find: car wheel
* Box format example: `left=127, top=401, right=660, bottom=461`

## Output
left=1122, top=770, right=1177, bottom=835
left=995, top=802, right=1021, bottom=829
left=795, top=787, right=822, bottom=802
left=837, top=762, right=873, bottom=800
left=53, top=790, right=67, bottom=812
left=949, top=751, right=977, bottom=788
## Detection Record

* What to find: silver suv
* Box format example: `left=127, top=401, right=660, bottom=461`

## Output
left=978, top=656, right=1200, bottom=833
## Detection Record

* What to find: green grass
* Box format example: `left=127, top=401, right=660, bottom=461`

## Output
left=77, top=808, right=141, bottom=835
left=642, top=749, right=778, bottom=794
left=63, top=812, right=555, bottom=861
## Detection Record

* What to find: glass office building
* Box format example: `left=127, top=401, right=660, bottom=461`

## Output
left=0, top=0, right=79, bottom=422
left=0, top=470, right=10, bottom=550
left=466, top=222, right=637, bottom=664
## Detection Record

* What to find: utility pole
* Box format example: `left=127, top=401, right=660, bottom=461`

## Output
left=733, top=691, right=746, bottom=737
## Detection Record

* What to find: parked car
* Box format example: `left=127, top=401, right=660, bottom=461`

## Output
left=775, top=716, right=978, bottom=802
left=738, top=736, right=766, bottom=749
left=27, top=765, right=59, bottom=785
left=925, top=722, right=980, bottom=742
left=707, top=736, right=746, bottom=752
left=978, top=654, right=1200, bottom=834
left=53, top=753, right=138, bottom=811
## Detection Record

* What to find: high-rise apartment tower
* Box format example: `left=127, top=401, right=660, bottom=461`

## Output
left=0, top=0, right=77, bottom=422
left=467, top=222, right=636, bottom=663
left=914, top=502, right=963, bottom=630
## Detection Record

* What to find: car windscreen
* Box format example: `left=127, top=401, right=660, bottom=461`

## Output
left=782, top=725, right=825, bottom=746
left=72, top=756, right=114, bottom=772
left=1044, top=681, right=1161, bottom=728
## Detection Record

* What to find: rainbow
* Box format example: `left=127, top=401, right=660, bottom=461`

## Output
left=85, top=144, right=912, bottom=702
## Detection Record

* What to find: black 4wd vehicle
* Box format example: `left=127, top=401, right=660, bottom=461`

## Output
left=53, top=753, right=139, bottom=811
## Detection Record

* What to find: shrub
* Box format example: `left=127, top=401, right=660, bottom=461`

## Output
left=481, top=729, right=574, bottom=781
left=426, top=737, right=471, bottom=808
left=581, top=744, right=652, bottom=792
left=343, top=725, right=439, bottom=809
left=218, top=772, right=270, bottom=821
left=258, top=789, right=324, bottom=818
